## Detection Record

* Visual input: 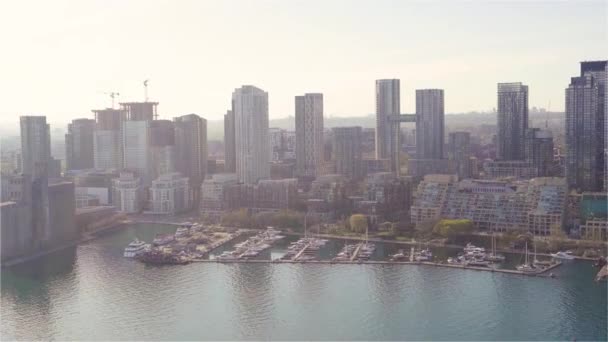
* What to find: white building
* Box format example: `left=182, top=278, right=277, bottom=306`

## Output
left=148, top=172, right=190, bottom=214
left=112, top=172, right=143, bottom=213
left=295, top=93, right=324, bottom=178
left=122, top=120, right=151, bottom=185
left=233, top=85, right=270, bottom=184
left=200, top=173, right=238, bottom=219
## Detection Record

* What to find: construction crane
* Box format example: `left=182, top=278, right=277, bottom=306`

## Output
left=104, top=92, right=120, bottom=109
left=143, top=79, right=149, bottom=102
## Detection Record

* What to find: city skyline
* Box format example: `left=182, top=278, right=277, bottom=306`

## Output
left=1, top=1, right=606, bottom=126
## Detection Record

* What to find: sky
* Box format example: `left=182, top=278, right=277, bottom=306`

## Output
left=1, top=0, right=606, bottom=127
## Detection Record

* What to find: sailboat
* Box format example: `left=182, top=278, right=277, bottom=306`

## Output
left=485, top=234, right=505, bottom=262
left=516, top=241, right=536, bottom=273
left=533, top=240, right=552, bottom=267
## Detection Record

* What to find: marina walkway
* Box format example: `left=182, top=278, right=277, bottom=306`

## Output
left=193, top=258, right=562, bottom=277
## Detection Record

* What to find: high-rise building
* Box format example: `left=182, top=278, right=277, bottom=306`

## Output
left=448, top=131, right=471, bottom=179
left=122, top=120, right=151, bottom=185
left=65, top=118, right=95, bottom=171
left=332, top=126, right=363, bottom=179
left=497, top=82, right=528, bottom=160
left=174, top=114, right=208, bottom=202
left=295, top=93, right=324, bottom=178
left=375, top=79, right=400, bottom=172
left=525, top=128, right=554, bottom=177
left=19, top=116, right=51, bottom=245
left=93, top=108, right=125, bottom=170
left=150, top=120, right=176, bottom=179
left=20, top=116, right=51, bottom=178
left=416, top=89, right=444, bottom=160
left=223, top=109, right=236, bottom=172
left=232, top=85, right=270, bottom=184
left=565, top=61, right=607, bottom=192
left=120, top=102, right=158, bottom=121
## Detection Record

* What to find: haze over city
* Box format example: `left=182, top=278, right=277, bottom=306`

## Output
left=1, top=0, right=606, bottom=125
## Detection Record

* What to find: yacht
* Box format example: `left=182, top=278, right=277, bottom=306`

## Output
left=467, top=257, right=491, bottom=267
left=152, top=233, right=175, bottom=246
left=124, top=239, right=147, bottom=257
left=174, top=226, right=190, bottom=239
left=550, top=251, right=576, bottom=260
left=464, top=243, right=485, bottom=253
left=414, top=248, right=433, bottom=262
left=390, top=249, right=408, bottom=262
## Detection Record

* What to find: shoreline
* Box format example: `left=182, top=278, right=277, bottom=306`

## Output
left=2, top=219, right=601, bottom=268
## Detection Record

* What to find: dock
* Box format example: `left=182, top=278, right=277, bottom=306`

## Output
left=192, top=258, right=562, bottom=277
left=293, top=242, right=311, bottom=261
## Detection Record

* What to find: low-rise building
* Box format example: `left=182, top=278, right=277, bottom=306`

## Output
left=112, top=172, right=143, bottom=213
left=200, top=173, right=238, bottom=220
left=482, top=160, right=538, bottom=179
left=148, top=172, right=190, bottom=214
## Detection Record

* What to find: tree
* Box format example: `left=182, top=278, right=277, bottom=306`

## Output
left=221, top=208, right=250, bottom=228
left=433, top=219, right=474, bottom=237
left=349, top=214, right=368, bottom=234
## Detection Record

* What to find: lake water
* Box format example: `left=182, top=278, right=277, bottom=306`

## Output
left=2, top=223, right=606, bottom=340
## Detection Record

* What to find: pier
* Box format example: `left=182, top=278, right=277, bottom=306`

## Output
left=349, top=243, right=363, bottom=261
left=193, top=258, right=562, bottom=277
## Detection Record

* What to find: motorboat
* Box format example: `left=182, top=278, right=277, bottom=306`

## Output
left=124, top=239, right=147, bottom=257
left=414, top=248, right=433, bottom=262
left=390, top=249, right=408, bottom=261
left=550, top=251, right=576, bottom=260
left=467, top=258, right=491, bottom=267
left=152, top=234, right=175, bottom=246
left=464, top=243, right=485, bottom=253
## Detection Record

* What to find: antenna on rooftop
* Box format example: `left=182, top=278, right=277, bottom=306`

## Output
left=546, top=100, right=551, bottom=129
left=143, top=79, right=149, bottom=102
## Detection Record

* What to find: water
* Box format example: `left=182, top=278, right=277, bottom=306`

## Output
left=2, top=223, right=606, bottom=340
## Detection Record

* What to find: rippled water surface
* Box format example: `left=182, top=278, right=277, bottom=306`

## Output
left=2, top=223, right=606, bottom=340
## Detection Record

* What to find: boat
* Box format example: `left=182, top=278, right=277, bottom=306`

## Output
left=123, top=238, right=147, bottom=257
left=390, top=249, right=408, bottom=261
left=485, top=234, right=505, bottom=262
left=414, top=248, right=433, bottom=262
left=532, top=242, right=552, bottom=267
left=464, top=243, right=485, bottom=253
left=174, top=226, right=190, bottom=239
left=152, top=233, right=175, bottom=246
left=137, top=249, right=190, bottom=265
left=550, top=251, right=576, bottom=260
left=467, top=258, right=491, bottom=267
left=517, top=241, right=537, bottom=273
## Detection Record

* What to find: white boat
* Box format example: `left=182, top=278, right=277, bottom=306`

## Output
left=550, top=251, right=575, bottom=260
left=414, top=248, right=433, bottom=262
left=464, top=243, right=485, bottom=253
left=175, top=226, right=190, bottom=238
left=124, top=239, right=147, bottom=257
left=467, top=259, right=491, bottom=267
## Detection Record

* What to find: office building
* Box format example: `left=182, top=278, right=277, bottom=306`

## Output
left=332, top=127, right=363, bottom=179
left=295, top=93, right=324, bottom=178
left=416, top=89, right=445, bottom=160
left=150, top=120, right=176, bottom=179
left=448, top=131, right=472, bottom=179
left=375, top=79, right=400, bottom=172
left=497, top=82, right=528, bottom=160
left=233, top=85, right=270, bottom=184
left=565, top=60, right=607, bottom=191
left=65, top=118, right=95, bottom=171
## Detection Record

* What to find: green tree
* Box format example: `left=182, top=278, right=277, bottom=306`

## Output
left=221, top=208, right=250, bottom=228
left=349, top=214, right=368, bottom=234
left=433, top=219, right=474, bottom=237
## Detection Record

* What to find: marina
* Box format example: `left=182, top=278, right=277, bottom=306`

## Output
left=2, top=222, right=606, bottom=341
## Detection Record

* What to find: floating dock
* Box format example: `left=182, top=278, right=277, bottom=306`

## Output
left=193, top=258, right=562, bottom=277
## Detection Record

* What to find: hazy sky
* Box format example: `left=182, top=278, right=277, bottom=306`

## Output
left=1, top=0, right=606, bottom=125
